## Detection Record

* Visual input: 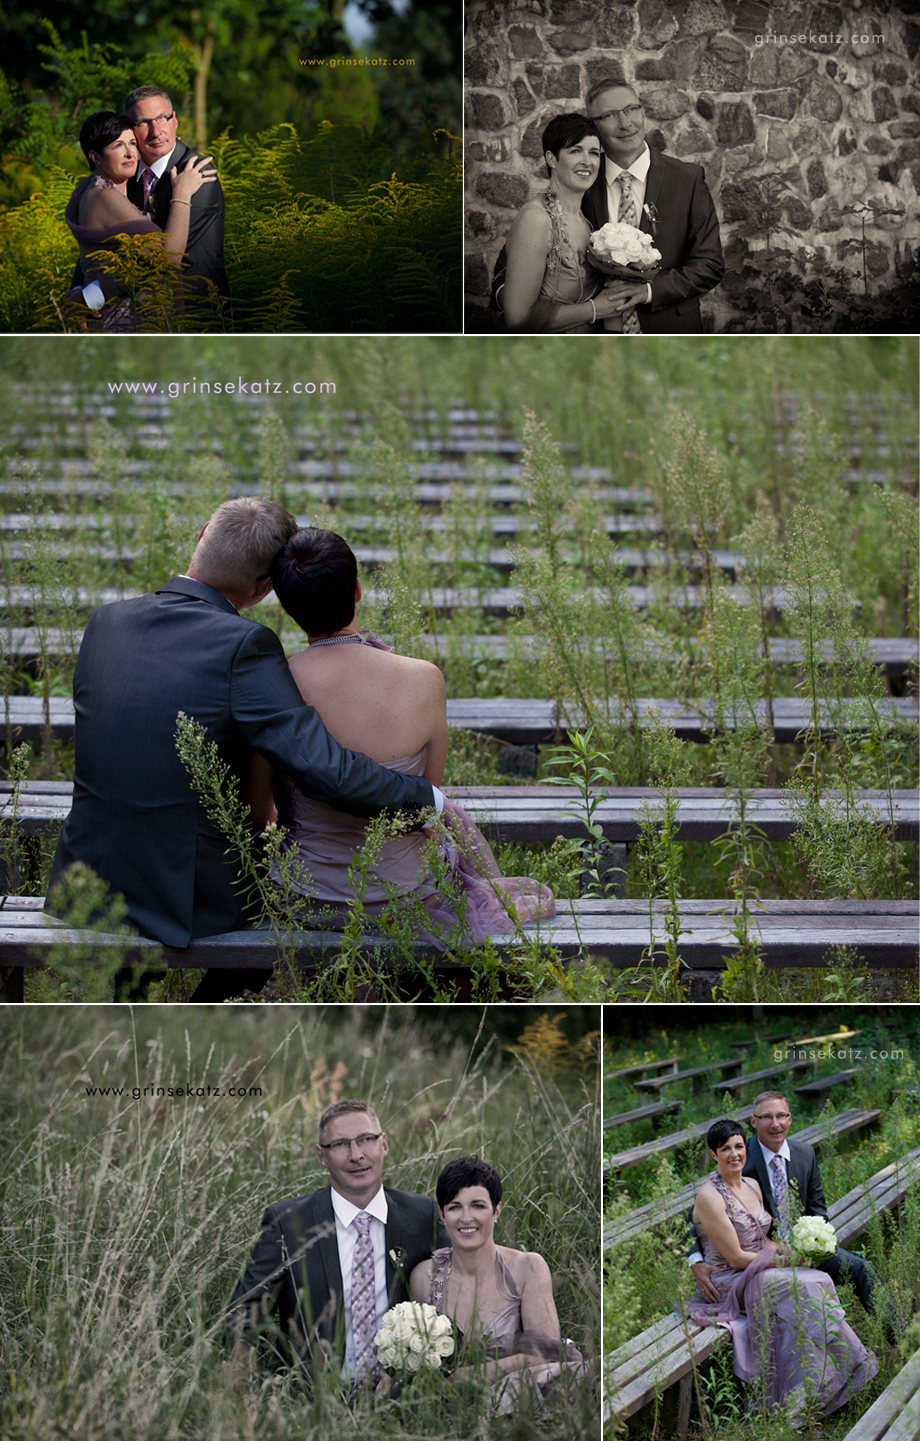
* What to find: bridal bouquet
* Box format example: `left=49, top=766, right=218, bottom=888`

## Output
left=374, top=1302, right=455, bottom=1379
left=587, top=220, right=662, bottom=281
left=791, top=1215, right=838, bottom=1262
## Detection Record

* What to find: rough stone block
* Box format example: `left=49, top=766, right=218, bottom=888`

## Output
left=716, top=100, right=755, bottom=146
left=548, top=0, right=596, bottom=22
left=890, top=121, right=920, bottom=140
left=864, top=136, right=891, bottom=156
left=815, top=200, right=846, bottom=233
left=637, top=0, right=679, bottom=50
left=905, top=22, right=920, bottom=62
left=871, top=87, right=898, bottom=124
left=598, top=9, right=637, bottom=48
left=698, top=35, right=750, bottom=92
left=470, top=92, right=508, bottom=132
left=647, top=127, right=668, bottom=152
left=671, top=122, right=712, bottom=157
left=806, top=158, right=828, bottom=199
left=642, top=86, right=692, bottom=120
left=513, top=77, right=538, bottom=118
left=804, top=5, right=844, bottom=48
left=508, top=25, right=544, bottom=60
left=465, top=253, right=491, bottom=297
left=465, top=46, right=506, bottom=88
left=720, top=177, right=761, bottom=223
left=548, top=26, right=595, bottom=58
left=467, top=140, right=512, bottom=165
left=679, top=0, right=729, bottom=38
left=782, top=194, right=813, bottom=230
left=749, top=45, right=780, bottom=87
left=585, top=57, right=627, bottom=92
left=696, top=94, right=716, bottom=120
left=766, top=126, right=793, bottom=160
left=636, top=35, right=707, bottom=82
left=731, top=0, right=770, bottom=31
left=850, top=28, right=888, bottom=60
left=806, top=75, right=843, bottom=122
left=836, top=238, right=889, bottom=278
left=466, top=209, right=500, bottom=242
left=876, top=163, right=894, bottom=184
left=752, top=88, right=800, bottom=119
left=521, top=118, right=549, bottom=160
left=475, top=171, right=530, bottom=209
left=874, top=62, right=908, bottom=86
left=778, top=47, right=818, bottom=83
left=837, top=127, right=857, bottom=156
left=895, top=140, right=920, bottom=166
left=792, top=123, right=823, bottom=158
left=826, top=59, right=838, bottom=79
left=544, top=64, right=583, bottom=100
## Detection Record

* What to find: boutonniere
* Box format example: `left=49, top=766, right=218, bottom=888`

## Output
left=388, top=1247, right=408, bottom=1270
left=643, top=202, right=658, bottom=236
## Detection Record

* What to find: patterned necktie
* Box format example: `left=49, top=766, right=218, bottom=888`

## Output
left=771, top=1155, right=791, bottom=1241
left=351, top=1213, right=377, bottom=1380
left=617, top=171, right=639, bottom=227
left=142, top=168, right=157, bottom=213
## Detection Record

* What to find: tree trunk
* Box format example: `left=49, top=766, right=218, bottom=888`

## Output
left=194, top=34, right=215, bottom=152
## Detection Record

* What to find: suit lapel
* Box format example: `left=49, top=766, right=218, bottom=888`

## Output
left=312, top=1188, right=344, bottom=1299
left=383, top=1190, right=409, bottom=1303
left=745, top=1138, right=773, bottom=1214
left=641, top=147, right=664, bottom=237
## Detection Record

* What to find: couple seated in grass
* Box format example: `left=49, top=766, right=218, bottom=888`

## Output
left=228, top=1100, right=584, bottom=1412
left=49, top=497, right=554, bottom=1001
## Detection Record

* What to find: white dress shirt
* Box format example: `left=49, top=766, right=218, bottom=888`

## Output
left=330, top=1185, right=389, bottom=1376
left=604, top=143, right=653, bottom=305
left=82, top=146, right=178, bottom=308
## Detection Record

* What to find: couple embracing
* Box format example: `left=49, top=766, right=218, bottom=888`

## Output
left=497, top=79, right=723, bottom=335
left=228, top=1099, right=584, bottom=1411
left=63, top=86, right=230, bottom=331
left=49, top=497, right=554, bottom=1000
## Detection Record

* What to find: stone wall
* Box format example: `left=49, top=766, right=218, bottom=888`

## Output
left=464, top=1, right=920, bottom=331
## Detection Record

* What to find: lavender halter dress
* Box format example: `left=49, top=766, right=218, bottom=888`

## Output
left=685, top=1171, right=877, bottom=1427
left=425, top=1248, right=585, bottom=1414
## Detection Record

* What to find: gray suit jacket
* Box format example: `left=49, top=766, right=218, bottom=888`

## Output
left=49, top=577, right=435, bottom=946
left=227, top=1185, right=446, bottom=1368
left=742, top=1136, right=829, bottom=1222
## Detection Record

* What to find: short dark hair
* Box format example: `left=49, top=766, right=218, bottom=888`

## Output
left=317, top=1099, right=381, bottom=1142
left=79, top=112, right=134, bottom=169
left=270, top=528, right=358, bottom=636
left=707, top=1119, right=747, bottom=1153
left=123, top=86, right=172, bottom=119
left=436, top=1158, right=502, bottom=1210
left=542, top=112, right=599, bottom=160
left=585, top=78, right=640, bottom=110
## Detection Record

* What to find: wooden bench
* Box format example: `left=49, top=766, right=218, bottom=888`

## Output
left=2, top=897, right=917, bottom=1002
left=841, top=1348, right=920, bottom=1441
left=604, top=1147, right=920, bottom=1436
left=604, top=1106, right=881, bottom=1182
left=711, top=1058, right=813, bottom=1100
left=633, top=1058, right=745, bottom=1097
left=603, top=1101, right=683, bottom=1133
left=604, top=1057, right=683, bottom=1083
left=795, top=1068, right=862, bottom=1112
left=3, top=779, right=917, bottom=846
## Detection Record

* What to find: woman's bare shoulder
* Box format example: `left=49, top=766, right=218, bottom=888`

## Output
left=499, top=1245, right=551, bottom=1284
left=81, top=185, right=143, bottom=224
left=507, top=197, right=552, bottom=242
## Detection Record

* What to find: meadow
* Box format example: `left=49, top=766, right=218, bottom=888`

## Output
left=0, top=1003, right=601, bottom=1441
left=0, top=335, right=916, bottom=1003
left=603, top=1007, right=920, bottom=1439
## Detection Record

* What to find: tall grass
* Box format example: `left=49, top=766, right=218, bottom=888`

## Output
left=0, top=1005, right=600, bottom=1441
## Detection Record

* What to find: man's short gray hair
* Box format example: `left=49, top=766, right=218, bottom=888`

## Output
left=585, top=78, right=640, bottom=109
left=318, top=1099, right=382, bottom=1141
left=189, top=497, right=298, bottom=592
left=123, top=86, right=173, bottom=119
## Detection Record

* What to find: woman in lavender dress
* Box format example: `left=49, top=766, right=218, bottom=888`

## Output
left=686, top=1119, right=877, bottom=1428
left=408, top=1159, right=584, bottom=1413
left=248, top=529, right=555, bottom=946
left=63, top=111, right=216, bottom=331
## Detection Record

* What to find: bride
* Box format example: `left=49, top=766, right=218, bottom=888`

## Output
left=497, top=113, right=623, bottom=334
left=408, top=1158, right=584, bottom=1411
left=686, top=1119, right=877, bottom=1428
left=248, top=527, right=555, bottom=944
left=63, top=111, right=216, bottom=331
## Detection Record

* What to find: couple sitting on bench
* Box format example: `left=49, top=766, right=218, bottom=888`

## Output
left=49, top=497, right=554, bottom=1000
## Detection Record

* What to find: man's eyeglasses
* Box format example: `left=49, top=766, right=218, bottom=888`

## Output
left=594, top=103, right=643, bottom=123
left=753, top=1112, right=790, bottom=1121
left=131, top=112, right=175, bottom=129
left=319, top=1132, right=383, bottom=1154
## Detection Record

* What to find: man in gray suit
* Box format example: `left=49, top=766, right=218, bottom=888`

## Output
left=228, top=1100, right=445, bottom=1379
left=690, top=1090, right=888, bottom=1330
left=48, top=498, right=443, bottom=1001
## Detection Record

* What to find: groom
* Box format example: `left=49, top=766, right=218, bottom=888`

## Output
left=690, top=1090, right=889, bottom=1329
left=75, top=84, right=231, bottom=328
left=48, top=497, right=444, bottom=1002
left=582, top=80, right=723, bottom=334
left=228, top=1100, right=446, bottom=1377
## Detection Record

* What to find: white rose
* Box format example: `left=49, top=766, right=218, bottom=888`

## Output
left=436, top=1335, right=455, bottom=1356
left=406, top=1350, right=424, bottom=1371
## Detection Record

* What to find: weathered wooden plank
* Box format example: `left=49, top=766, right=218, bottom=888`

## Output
left=841, top=1349, right=920, bottom=1441
left=603, top=1100, right=683, bottom=1132
left=604, top=1057, right=683, bottom=1082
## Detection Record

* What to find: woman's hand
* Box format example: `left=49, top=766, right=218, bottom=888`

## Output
left=170, top=155, right=218, bottom=204
left=593, top=283, right=641, bottom=320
